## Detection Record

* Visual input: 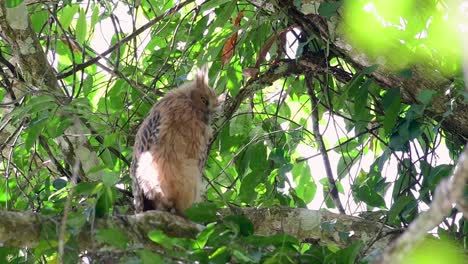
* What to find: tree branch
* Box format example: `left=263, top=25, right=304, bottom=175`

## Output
left=305, top=74, right=346, bottom=214
left=0, top=208, right=395, bottom=254
left=213, top=57, right=334, bottom=140
left=56, top=0, right=195, bottom=80
left=376, top=144, right=468, bottom=263
left=276, top=0, right=467, bottom=144
left=0, top=210, right=201, bottom=250
left=0, top=2, right=104, bottom=181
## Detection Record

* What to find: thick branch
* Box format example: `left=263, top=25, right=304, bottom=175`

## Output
left=277, top=0, right=468, bottom=143
left=0, top=208, right=395, bottom=254
left=0, top=210, right=200, bottom=250
left=0, top=2, right=58, bottom=90
left=0, top=2, right=101, bottom=180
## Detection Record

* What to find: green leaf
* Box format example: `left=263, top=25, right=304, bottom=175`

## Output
left=388, top=195, right=415, bottom=225
left=0, top=247, right=22, bottom=263
left=102, top=171, right=119, bottom=187
left=67, top=212, right=87, bottom=233
left=397, top=68, right=413, bottom=79
left=46, top=116, right=72, bottom=139
left=382, top=88, right=401, bottom=135
left=95, top=228, right=128, bottom=249
left=211, top=2, right=236, bottom=32
left=318, top=2, right=343, bottom=19
left=209, top=246, right=230, bottom=264
left=185, top=202, right=217, bottom=223
left=243, top=234, right=299, bottom=247
left=335, top=241, right=363, bottom=264
left=11, top=95, right=56, bottom=119
left=148, top=230, right=174, bottom=249
left=362, top=64, right=379, bottom=74
left=103, top=133, right=118, bottom=147
left=31, top=10, right=48, bottom=32
left=195, top=223, right=215, bottom=248
left=199, top=0, right=233, bottom=12
left=229, top=113, right=252, bottom=136
left=424, top=164, right=454, bottom=192
left=52, top=179, right=67, bottom=190
left=223, top=215, right=254, bottom=236
left=346, top=76, right=365, bottom=98
left=417, top=89, right=437, bottom=105
left=95, top=186, right=116, bottom=217
left=59, top=5, right=79, bottom=31
left=5, top=0, right=23, bottom=8
left=232, top=249, right=257, bottom=263
left=337, top=148, right=360, bottom=179
left=76, top=8, right=87, bottom=43
left=226, top=67, right=241, bottom=96
left=82, top=75, right=94, bottom=96
left=239, top=172, right=261, bottom=203
left=353, top=184, right=385, bottom=208
left=137, top=250, right=164, bottom=264
left=74, top=182, right=102, bottom=196
left=100, top=149, right=114, bottom=169
left=25, top=117, right=47, bottom=149
left=269, top=148, right=290, bottom=165
left=90, top=4, right=100, bottom=30
left=292, top=162, right=316, bottom=204
left=353, top=79, right=372, bottom=133
left=108, top=80, right=126, bottom=110
left=246, top=142, right=268, bottom=172
left=392, top=159, right=413, bottom=198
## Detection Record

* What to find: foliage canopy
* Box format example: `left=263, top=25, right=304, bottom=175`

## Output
left=0, top=0, right=466, bottom=263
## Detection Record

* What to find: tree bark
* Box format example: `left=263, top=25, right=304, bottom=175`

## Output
left=0, top=2, right=101, bottom=180
left=275, top=0, right=467, bottom=144
left=0, top=208, right=396, bottom=255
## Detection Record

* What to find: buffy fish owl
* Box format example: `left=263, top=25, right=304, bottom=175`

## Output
left=131, top=68, right=218, bottom=214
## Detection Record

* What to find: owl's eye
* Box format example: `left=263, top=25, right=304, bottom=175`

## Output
left=201, top=97, right=209, bottom=106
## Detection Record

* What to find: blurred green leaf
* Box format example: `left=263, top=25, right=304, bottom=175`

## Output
left=388, top=195, right=415, bottom=225
left=223, top=215, right=254, bottom=236
left=95, top=228, right=128, bottom=249
left=185, top=202, right=218, bottom=223
left=318, top=1, right=343, bottom=19
left=59, top=5, right=79, bottom=31
left=148, top=230, right=174, bottom=249
left=95, top=186, right=116, bottom=217
left=52, top=179, right=67, bottom=190
left=137, top=250, right=164, bottom=264
left=76, top=8, right=87, bottom=43
left=417, top=89, right=437, bottom=105
left=382, top=88, right=401, bottom=135
left=5, top=0, right=23, bottom=8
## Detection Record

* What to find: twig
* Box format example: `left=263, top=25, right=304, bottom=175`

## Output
left=38, top=136, right=72, bottom=179
left=296, top=125, right=381, bottom=162
left=58, top=159, right=79, bottom=264
left=377, top=145, right=468, bottom=264
left=305, top=74, right=346, bottom=214
left=4, top=121, right=25, bottom=210
left=57, top=0, right=195, bottom=79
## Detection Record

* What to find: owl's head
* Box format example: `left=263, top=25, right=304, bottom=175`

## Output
left=189, top=67, right=219, bottom=112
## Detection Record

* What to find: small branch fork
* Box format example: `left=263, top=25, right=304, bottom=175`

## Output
left=305, top=74, right=346, bottom=214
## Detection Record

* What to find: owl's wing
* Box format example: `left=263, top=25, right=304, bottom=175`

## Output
left=131, top=108, right=161, bottom=213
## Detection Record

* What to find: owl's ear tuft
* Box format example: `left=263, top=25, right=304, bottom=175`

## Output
left=195, top=66, right=209, bottom=89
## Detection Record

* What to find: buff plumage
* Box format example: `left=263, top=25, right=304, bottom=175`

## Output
left=131, top=68, right=217, bottom=214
